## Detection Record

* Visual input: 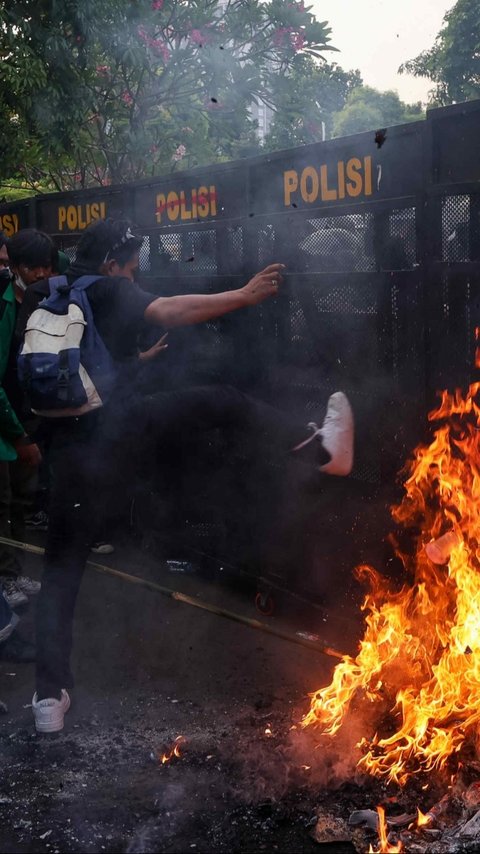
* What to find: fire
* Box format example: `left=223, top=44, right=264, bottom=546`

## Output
left=303, top=382, right=480, bottom=785
left=416, top=808, right=431, bottom=827
left=368, top=807, right=403, bottom=853
left=160, top=735, right=185, bottom=764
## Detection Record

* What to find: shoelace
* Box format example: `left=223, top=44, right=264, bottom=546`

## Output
left=291, top=421, right=322, bottom=452
left=2, top=579, right=20, bottom=594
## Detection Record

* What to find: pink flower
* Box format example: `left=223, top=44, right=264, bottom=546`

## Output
left=189, top=28, right=212, bottom=46
left=189, top=29, right=204, bottom=45
left=272, top=27, right=292, bottom=48
left=291, top=31, right=305, bottom=51
left=137, top=27, right=170, bottom=61
left=121, top=91, right=133, bottom=106
left=172, top=143, right=187, bottom=162
left=156, top=41, right=171, bottom=62
left=152, top=0, right=163, bottom=8
left=96, top=65, right=110, bottom=76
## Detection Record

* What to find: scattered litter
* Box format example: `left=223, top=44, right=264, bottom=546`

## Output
left=296, top=631, right=319, bottom=643
left=166, top=560, right=197, bottom=574
left=39, top=830, right=52, bottom=840
left=0, top=701, right=7, bottom=714
left=349, top=809, right=379, bottom=831
left=313, top=813, right=352, bottom=845
left=460, top=809, right=480, bottom=837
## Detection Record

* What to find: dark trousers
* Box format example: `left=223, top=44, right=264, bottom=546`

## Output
left=36, top=385, right=313, bottom=694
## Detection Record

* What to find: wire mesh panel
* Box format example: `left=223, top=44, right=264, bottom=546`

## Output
left=442, top=195, right=470, bottom=262
left=388, top=208, right=417, bottom=268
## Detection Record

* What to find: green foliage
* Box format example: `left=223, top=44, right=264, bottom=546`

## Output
left=263, top=56, right=362, bottom=149
left=332, top=86, right=424, bottom=137
left=399, top=0, right=480, bottom=106
left=0, top=0, right=337, bottom=193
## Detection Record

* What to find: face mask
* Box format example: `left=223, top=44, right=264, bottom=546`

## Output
left=0, top=267, right=11, bottom=283
left=14, top=273, right=27, bottom=292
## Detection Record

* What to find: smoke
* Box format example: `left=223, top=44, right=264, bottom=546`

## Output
left=126, top=781, right=189, bottom=854
left=219, top=699, right=378, bottom=807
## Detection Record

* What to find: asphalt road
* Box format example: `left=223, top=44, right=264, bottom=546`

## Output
left=0, top=481, right=392, bottom=853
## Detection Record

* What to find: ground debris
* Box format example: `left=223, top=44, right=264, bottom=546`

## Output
left=459, top=808, right=480, bottom=837
left=312, top=812, right=360, bottom=850
left=348, top=808, right=378, bottom=831
left=462, top=782, right=480, bottom=811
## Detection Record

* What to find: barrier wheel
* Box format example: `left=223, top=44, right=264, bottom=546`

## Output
left=255, top=591, right=275, bottom=616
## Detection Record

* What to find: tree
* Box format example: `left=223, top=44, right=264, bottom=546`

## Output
left=262, top=56, right=362, bottom=150
left=399, top=0, right=480, bottom=106
left=332, top=86, right=424, bottom=138
left=0, top=0, right=338, bottom=192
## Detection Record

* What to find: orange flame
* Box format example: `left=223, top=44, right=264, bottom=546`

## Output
left=303, top=382, right=480, bottom=785
left=160, top=735, right=185, bottom=765
left=368, top=807, right=403, bottom=853
left=416, top=808, right=432, bottom=827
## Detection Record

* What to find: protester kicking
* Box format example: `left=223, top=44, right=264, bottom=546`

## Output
left=17, top=218, right=353, bottom=733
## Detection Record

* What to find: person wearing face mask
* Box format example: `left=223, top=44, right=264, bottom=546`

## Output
left=0, top=230, right=43, bottom=610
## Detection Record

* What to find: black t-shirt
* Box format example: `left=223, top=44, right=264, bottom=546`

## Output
left=17, top=269, right=158, bottom=363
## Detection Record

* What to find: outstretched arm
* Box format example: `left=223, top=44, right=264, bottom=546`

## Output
left=144, top=264, right=284, bottom=329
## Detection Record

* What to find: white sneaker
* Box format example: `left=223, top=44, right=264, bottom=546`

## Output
left=1, top=578, right=28, bottom=608
left=15, top=575, right=41, bottom=596
left=90, top=542, right=114, bottom=555
left=32, top=690, right=71, bottom=733
left=296, top=391, right=354, bottom=476
left=318, top=392, right=354, bottom=475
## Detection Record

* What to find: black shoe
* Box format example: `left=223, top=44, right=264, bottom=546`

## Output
left=0, top=633, right=36, bottom=663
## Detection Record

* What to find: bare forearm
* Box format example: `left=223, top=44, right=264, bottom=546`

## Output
left=144, top=264, right=284, bottom=329
left=144, top=289, right=250, bottom=328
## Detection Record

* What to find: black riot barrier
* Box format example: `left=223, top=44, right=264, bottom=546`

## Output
left=2, top=100, right=479, bottom=601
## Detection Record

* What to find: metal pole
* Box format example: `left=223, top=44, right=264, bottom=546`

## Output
left=0, top=535, right=345, bottom=661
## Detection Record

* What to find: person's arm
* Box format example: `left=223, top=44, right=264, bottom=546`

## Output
left=144, top=264, right=284, bottom=329
left=0, top=365, right=42, bottom=467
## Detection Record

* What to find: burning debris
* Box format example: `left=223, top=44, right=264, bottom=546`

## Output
left=300, top=380, right=480, bottom=851
left=156, top=735, right=186, bottom=765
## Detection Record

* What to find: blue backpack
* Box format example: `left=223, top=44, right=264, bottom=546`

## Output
left=18, top=275, right=116, bottom=417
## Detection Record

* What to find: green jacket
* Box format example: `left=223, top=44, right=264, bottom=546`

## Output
left=0, top=281, right=24, bottom=461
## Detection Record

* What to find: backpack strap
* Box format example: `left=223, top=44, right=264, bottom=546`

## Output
left=47, top=275, right=70, bottom=296
left=70, top=275, right=102, bottom=291
left=46, top=274, right=102, bottom=297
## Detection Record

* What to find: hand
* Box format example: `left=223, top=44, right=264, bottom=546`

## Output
left=138, top=332, right=169, bottom=363
left=241, top=264, right=285, bottom=306
left=13, top=437, right=42, bottom=468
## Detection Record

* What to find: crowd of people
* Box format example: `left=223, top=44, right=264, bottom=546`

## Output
left=0, top=218, right=354, bottom=732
